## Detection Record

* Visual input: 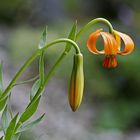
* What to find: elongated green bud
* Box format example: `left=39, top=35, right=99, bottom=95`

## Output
left=69, top=53, right=84, bottom=112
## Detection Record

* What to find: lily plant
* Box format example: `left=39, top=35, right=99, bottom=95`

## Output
left=0, top=18, right=134, bottom=140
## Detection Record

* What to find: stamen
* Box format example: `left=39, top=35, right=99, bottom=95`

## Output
left=102, top=55, right=117, bottom=68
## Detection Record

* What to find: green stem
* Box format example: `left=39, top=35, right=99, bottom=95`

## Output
left=76, top=18, right=114, bottom=40
left=15, top=51, right=67, bottom=131
left=1, top=51, right=40, bottom=99
left=42, top=38, right=80, bottom=53
left=27, top=51, right=67, bottom=108
left=1, top=38, right=80, bottom=99
left=43, top=52, right=67, bottom=87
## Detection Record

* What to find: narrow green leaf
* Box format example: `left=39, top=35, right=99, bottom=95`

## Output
left=0, top=96, right=8, bottom=112
left=38, top=27, right=47, bottom=49
left=65, top=21, right=77, bottom=52
left=13, top=75, right=39, bottom=87
left=0, top=62, right=3, bottom=94
left=16, top=113, right=45, bottom=133
left=39, top=52, right=45, bottom=85
left=19, top=96, right=41, bottom=123
left=1, top=105, right=12, bottom=133
left=30, top=79, right=40, bottom=100
left=5, top=113, right=19, bottom=140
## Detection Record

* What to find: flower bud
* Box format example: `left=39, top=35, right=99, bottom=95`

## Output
left=69, top=53, right=84, bottom=112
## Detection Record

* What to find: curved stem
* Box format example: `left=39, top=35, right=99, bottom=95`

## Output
left=43, top=38, right=81, bottom=53
left=1, top=38, right=81, bottom=99
left=76, top=18, right=114, bottom=40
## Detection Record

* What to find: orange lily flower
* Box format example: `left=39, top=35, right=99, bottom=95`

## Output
left=86, top=29, right=134, bottom=68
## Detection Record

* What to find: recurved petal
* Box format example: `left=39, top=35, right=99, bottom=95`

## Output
left=114, top=30, right=134, bottom=55
left=86, top=29, right=105, bottom=55
left=115, top=33, right=121, bottom=51
left=100, top=32, right=118, bottom=55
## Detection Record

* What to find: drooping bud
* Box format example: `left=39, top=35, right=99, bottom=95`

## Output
left=69, top=53, right=84, bottom=112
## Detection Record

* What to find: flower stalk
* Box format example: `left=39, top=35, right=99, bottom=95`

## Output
left=76, top=18, right=114, bottom=40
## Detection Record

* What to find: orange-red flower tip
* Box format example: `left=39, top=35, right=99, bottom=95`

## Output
left=86, top=29, right=134, bottom=69
left=102, top=55, right=117, bottom=68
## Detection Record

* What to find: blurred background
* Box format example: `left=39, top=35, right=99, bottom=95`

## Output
left=0, top=0, right=140, bottom=140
